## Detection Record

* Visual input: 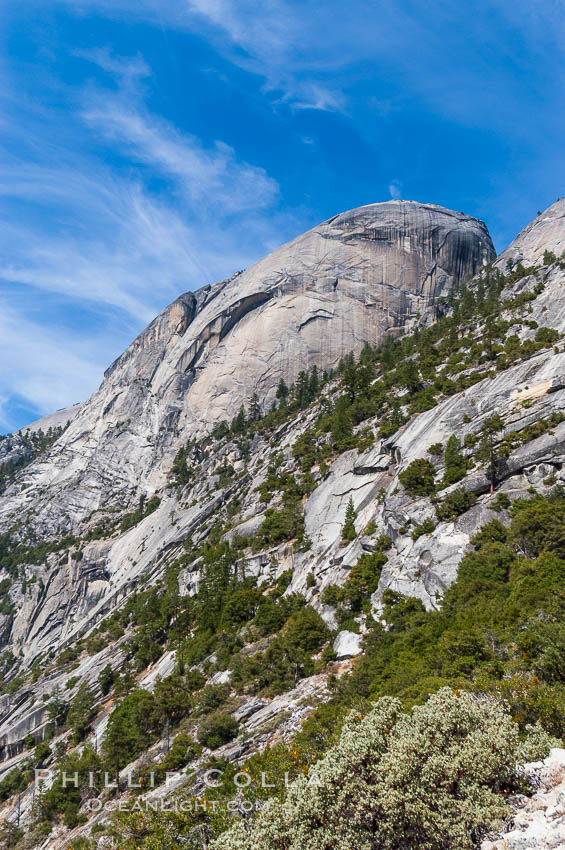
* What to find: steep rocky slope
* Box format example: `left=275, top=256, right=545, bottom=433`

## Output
left=0, top=202, right=493, bottom=541
left=496, top=198, right=565, bottom=268
left=0, top=198, right=564, bottom=850
left=0, top=201, right=494, bottom=664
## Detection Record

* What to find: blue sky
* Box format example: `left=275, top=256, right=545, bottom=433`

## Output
left=1, top=1, right=564, bottom=433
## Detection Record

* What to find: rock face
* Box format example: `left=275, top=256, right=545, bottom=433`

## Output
left=0, top=202, right=493, bottom=539
left=481, top=749, right=565, bottom=850
left=175, top=201, right=493, bottom=439
left=17, top=403, right=82, bottom=436
left=496, top=197, right=565, bottom=268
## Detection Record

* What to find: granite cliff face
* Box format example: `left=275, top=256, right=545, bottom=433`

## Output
left=0, top=201, right=493, bottom=538
left=496, top=197, right=565, bottom=268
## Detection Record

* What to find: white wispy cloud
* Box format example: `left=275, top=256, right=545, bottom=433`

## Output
left=184, top=0, right=350, bottom=111
left=0, top=302, right=105, bottom=426
left=0, top=48, right=296, bottom=430
left=82, top=100, right=278, bottom=214
left=73, top=47, right=151, bottom=83
left=287, top=83, right=346, bottom=112
left=34, top=0, right=565, bottom=126
left=24, top=0, right=350, bottom=112
left=0, top=157, right=208, bottom=320
left=4, top=0, right=565, bottom=429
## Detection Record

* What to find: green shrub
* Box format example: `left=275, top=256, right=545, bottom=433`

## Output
left=373, top=534, right=392, bottom=551
left=33, top=741, right=51, bottom=767
left=196, top=684, right=230, bottom=715
left=157, top=732, right=202, bottom=774
left=411, top=518, right=436, bottom=539
left=442, top=434, right=468, bottom=486
left=543, top=249, right=557, bottom=265
left=435, top=488, right=477, bottom=521
left=215, top=688, right=532, bottom=850
left=283, top=607, right=330, bottom=654
left=197, top=711, right=239, bottom=750
left=535, top=326, right=559, bottom=345
left=0, top=765, right=30, bottom=804
left=509, top=490, right=565, bottom=558
left=254, top=599, right=288, bottom=635
left=491, top=492, right=510, bottom=512
left=256, top=504, right=305, bottom=546
left=321, top=584, right=341, bottom=607
left=399, top=458, right=436, bottom=497
left=427, top=442, right=443, bottom=456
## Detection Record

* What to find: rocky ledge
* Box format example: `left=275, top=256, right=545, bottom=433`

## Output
left=482, top=749, right=565, bottom=850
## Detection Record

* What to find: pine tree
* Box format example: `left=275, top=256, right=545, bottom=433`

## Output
left=295, top=371, right=310, bottom=407
left=171, top=442, right=192, bottom=486
left=443, top=434, right=468, bottom=486
left=197, top=543, right=238, bottom=631
left=460, top=283, right=476, bottom=318
left=331, top=397, right=354, bottom=450
left=102, top=689, right=160, bottom=783
left=359, top=341, right=375, bottom=365
left=231, top=405, right=247, bottom=434
left=476, top=277, right=486, bottom=312
left=398, top=359, right=421, bottom=393
left=380, top=336, right=397, bottom=370
left=154, top=674, right=190, bottom=728
left=248, top=392, right=261, bottom=422
left=46, top=690, right=68, bottom=731
left=212, top=420, right=229, bottom=439
left=309, top=365, right=319, bottom=398
left=114, top=667, right=136, bottom=697
left=342, top=497, right=357, bottom=542
left=389, top=398, right=404, bottom=428
left=341, top=353, right=358, bottom=402
left=98, top=664, right=115, bottom=696
left=276, top=378, right=289, bottom=406
left=476, top=415, right=505, bottom=494
left=483, top=315, right=499, bottom=361
left=66, top=682, right=97, bottom=743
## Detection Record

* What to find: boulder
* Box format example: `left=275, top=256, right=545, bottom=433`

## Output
left=333, top=630, right=363, bottom=659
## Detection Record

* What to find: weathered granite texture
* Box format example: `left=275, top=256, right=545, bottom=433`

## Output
left=496, top=197, right=565, bottom=268
left=17, top=403, right=82, bottom=436
left=0, top=202, right=493, bottom=538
